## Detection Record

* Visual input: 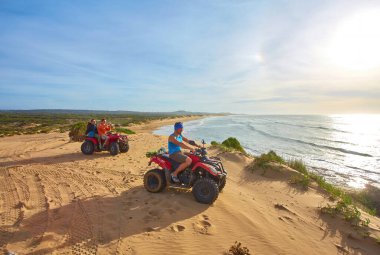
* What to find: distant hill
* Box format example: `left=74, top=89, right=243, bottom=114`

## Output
left=0, top=109, right=228, bottom=116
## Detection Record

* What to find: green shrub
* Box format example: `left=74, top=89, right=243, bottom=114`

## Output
left=69, top=122, right=87, bottom=141
left=210, top=138, right=247, bottom=154
left=254, top=150, right=285, bottom=168
left=115, top=127, right=136, bottom=134
left=321, top=200, right=368, bottom=226
left=290, top=174, right=311, bottom=189
left=221, top=137, right=246, bottom=154
left=350, top=187, right=378, bottom=216
left=287, top=159, right=308, bottom=175
left=211, top=141, right=219, bottom=146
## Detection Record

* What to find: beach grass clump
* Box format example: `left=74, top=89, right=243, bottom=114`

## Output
left=287, top=159, right=308, bottom=176
left=226, top=241, right=251, bottom=255
left=321, top=200, right=370, bottom=227
left=309, top=173, right=348, bottom=200
left=222, top=137, right=246, bottom=154
left=68, top=122, right=87, bottom=141
left=211, top=137, right=247, bottom=154
left=349, top=186, right=378, bottom=216
left=290, top=174, right=311, bottom=190
left=254, top=150, right=285, bottom=169
left=115, top=127, right=136, bottom=134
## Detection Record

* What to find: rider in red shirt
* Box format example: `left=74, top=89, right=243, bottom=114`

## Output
left=97, top=118, right=112, bottom=148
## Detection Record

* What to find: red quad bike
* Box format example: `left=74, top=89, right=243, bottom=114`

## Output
left=81, top=132, right=129, bottom=156
left=144, top=140, right=227, bottom=204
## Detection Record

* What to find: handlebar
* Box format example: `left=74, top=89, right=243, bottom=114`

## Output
left=190, top=147, right=207, bottom=157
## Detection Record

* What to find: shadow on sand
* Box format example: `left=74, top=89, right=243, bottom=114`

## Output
left=3, top=186, right=209, bottom=254
left=0, top=152, right=114, bottom=167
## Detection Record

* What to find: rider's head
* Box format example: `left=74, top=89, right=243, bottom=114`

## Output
left=101, top=118, right=106, bottom=124
left=90, top=119, right=96, bottom=124
left=174, top=122, right=183, bottom=134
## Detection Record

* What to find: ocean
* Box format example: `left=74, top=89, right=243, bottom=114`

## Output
left=154, top=115, right=380, bottom=189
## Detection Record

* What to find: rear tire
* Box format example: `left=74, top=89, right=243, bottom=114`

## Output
left=119, top=141, right=129, bottom=153
left=81, top=141, right=94, bottom=155
left=109, top=142, right=120, bottom=156
left=144, top=169, right=166, bottom=193
left=192, top=178, right=219, bottom=204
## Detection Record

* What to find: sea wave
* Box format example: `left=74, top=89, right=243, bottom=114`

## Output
left=273, top=121, right=350, bottom=133
left=248, top=124, right=373, bottom=157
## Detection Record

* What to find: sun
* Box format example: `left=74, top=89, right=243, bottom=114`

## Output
left=327, top=9, right=380, bottom=71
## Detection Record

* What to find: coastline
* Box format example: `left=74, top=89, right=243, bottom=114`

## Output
left=129, top=114, right=217, bottom=134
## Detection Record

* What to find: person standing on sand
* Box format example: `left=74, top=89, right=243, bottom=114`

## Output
left=168, top=122, right=200, bottom=183
left=97, top=118, right=112, bottom=149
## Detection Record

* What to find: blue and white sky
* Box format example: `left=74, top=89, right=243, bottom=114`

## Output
left=1, top=0, right=380, bottom=114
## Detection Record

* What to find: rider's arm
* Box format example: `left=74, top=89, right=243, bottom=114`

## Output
left=183, top=136, right=200, bottom=148
left=169, top=136, right=192, bottom=150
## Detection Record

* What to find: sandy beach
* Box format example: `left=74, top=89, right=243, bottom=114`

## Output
left=0, top=116, right=379, bottom=255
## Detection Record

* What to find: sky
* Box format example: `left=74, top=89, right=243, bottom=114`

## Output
left=0, top=0, right=380, bottom=114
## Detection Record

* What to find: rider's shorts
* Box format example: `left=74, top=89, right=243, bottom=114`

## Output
left=101, top=134, right=108, bottom=140
left=169, top=152, right=188, bottom=163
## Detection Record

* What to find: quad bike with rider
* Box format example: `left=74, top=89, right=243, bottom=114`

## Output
left=144, top=140, right=227, bottom=204
left=81, top=131, right=129, bottom=156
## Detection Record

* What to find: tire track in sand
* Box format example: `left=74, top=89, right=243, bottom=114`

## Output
left=0, top=168, right=22, bottom=253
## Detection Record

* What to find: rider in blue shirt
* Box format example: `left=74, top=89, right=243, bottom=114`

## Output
left=168, top=122, right=200, bottom=183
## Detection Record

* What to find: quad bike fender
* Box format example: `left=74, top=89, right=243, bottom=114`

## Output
left=191, top=162, right=218, bottom=176
left=85, top=137, right=98, bottom=145
left=149, top=156, right=171, bottom=169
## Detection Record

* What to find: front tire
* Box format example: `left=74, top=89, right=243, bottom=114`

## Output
left=192, top=178, right=219, bottom=204
left=119, top=141, right=129, bottom=153
left=144, top=169, right=166, bottom=193
left=81, top=141, right=94, bottom=155
left=109, top=142, right=120, bottom=156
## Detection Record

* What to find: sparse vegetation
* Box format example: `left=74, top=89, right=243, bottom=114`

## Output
left=211, top=137, right=247, bottom=154
left=287, top=159, right=308, bottom=175
left=0, top=111, right=201, bottom=137
left=226, top=241, right=251, bottom=255
left=249, top=150, right=379, bottom=228
left=252, top=150, right=285, bottom=169
left=115, top=127, right=136, bottom=134
left=349, top=187, right=378, bottom=216
left=320, top=200, right=368, bottom=227
left=290, top=174, right=311, bottom=190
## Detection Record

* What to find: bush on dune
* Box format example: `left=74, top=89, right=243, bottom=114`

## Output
left=69, top=122, right=87, bottom=141
left=253, top=150, right=285, bottom=169
left=211, top=137, right=247, bottom=154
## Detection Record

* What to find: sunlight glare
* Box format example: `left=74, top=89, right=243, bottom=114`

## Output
left=327, top=9, right=380, bottom=71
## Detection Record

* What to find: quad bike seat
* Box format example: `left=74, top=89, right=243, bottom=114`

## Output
left=161, top=154, right=181, bottom=171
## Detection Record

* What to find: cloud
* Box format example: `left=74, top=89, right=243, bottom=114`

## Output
left=0, top=0, right=379, bottom=113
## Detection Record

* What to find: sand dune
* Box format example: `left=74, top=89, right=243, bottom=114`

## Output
left=0, top=118, right=379, bottom=254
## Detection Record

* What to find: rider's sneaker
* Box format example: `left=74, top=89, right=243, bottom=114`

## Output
left=171, top=174, right=180, bottom=183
